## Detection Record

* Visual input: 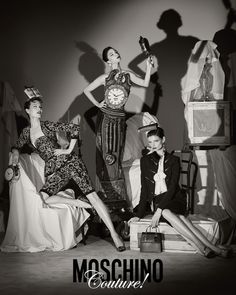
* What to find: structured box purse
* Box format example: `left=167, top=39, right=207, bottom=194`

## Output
left=140, top=225, right=163, bottom=253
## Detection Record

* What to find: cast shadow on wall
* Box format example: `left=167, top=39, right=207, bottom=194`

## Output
left=193, top=0, right=236, bottom=225
left=196, top=0, right=236, bottom=220
left=60, top=41, right=105, bottom=134
left=129, top=9, right=199, bottom=116
left=213, top=0, right=236, bottom=144
left=129, top=9, right=199, bottom=151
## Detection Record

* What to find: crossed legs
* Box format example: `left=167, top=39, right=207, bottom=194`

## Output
left=161, top=209, right=224, bottom=256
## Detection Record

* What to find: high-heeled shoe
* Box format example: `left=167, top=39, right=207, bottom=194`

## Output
left=116, top=244, right=126, bottom=252
left=203, top=247, right=216, bottom=258
left=218, top=247, right=233, bottom=258
left=114, top=236, right=126, bottom=252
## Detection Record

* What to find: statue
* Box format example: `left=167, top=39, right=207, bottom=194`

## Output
left=181, top=40, right=225, bottom=104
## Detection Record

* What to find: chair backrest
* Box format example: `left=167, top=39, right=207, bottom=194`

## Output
left=171, top=150, right=198, bottom=214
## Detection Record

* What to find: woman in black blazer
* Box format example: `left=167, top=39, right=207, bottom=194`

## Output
left=129, top=127, right=231, bottom=258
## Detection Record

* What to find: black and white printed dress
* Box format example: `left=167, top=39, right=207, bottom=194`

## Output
left=12, top=121, right=94, bottom=197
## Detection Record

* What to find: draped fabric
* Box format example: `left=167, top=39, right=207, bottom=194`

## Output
left=0, top=81, right=22, bottom=193
left=180, top=41, right=225, bottom=145
left=0, top=153, right=90, bottom=252
left=181, top=40, right=225, bottom=104
left=209, top=146, right=236, bottom=221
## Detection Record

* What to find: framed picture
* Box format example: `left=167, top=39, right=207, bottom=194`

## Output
left=186, top=101, right=231, bottom=146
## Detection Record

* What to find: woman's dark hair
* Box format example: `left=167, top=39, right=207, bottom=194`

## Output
left=102, top=46, right=113, bottom=62
left=24, top=97, right=43, bottom=111
left=147, top=127, right=165, bottom=139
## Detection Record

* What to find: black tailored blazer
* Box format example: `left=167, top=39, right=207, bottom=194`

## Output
left=136, top=151, right=182, bottom=218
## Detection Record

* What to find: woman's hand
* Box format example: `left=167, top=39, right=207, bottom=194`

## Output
left=146, top=56, right=153, bottom=69
left=11, top=151, right=19, bottom=165
left=146, top=55, right=158, bottom=69
left=54, top=149, right=71, bottom=156
left=151, top=209, right=162, bottom=228
left=97, top=100, right=107, bottom=108
left=77, top=200, right=92, bottom=209
left=128, top=216, right=140, bottom=225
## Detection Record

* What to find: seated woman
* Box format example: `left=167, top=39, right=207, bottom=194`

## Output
left=129, top=126, right=231, bottom=258
left=10, top=92, right=125, bottom=251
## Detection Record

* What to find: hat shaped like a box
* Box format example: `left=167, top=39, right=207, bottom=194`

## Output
left=24, top=87, right=42, bottom=100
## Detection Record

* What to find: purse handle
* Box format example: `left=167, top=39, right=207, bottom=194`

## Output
left=145, top=225, right=160, bottom=233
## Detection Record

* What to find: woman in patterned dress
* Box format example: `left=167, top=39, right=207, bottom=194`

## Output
left=11, top=96, right=126, bottom=251
left=83, top=47, right=156, bottom=204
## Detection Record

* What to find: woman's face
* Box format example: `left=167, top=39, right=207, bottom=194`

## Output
left=107, top=48, right=121, bottom=64
left=147, top=135, right=165, bottom=152
left=26, top=100, right=42, bottom=119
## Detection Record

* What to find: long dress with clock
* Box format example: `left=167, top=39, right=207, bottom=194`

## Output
left=96, top=69, right=132, bottom=206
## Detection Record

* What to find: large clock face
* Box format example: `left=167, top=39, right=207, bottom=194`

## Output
left=105, top=85, right=128, bottom=109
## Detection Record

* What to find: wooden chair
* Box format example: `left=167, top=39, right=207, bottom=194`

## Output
left=171, top=150, right=198, bottom=214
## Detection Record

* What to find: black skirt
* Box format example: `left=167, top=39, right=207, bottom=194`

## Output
left=153, top=189, right=187, bottom=222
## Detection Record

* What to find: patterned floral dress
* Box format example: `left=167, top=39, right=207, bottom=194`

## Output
left=12, top=121, right=94, bottom=197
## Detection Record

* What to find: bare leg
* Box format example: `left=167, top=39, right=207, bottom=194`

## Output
left=178, top=215, right=222, bottom=255
left=85, top=191, right=125, bottom=249
left=161, top=209, right=207, bottom=254
left=40, top=191, right=92, bottom=208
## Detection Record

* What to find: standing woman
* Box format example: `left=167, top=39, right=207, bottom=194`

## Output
left=84, top=47, right=155, bottom=202
left=129, top=126, right=231, bottom=258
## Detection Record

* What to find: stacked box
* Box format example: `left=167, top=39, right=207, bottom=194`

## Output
left=130, top=215, right=220, bottom=252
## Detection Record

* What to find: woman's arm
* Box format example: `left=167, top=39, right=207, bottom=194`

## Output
left=54, top=138, right=77, bottom=156
left=44, top=121, right=80, bottom=156
left=129, top=56, right=157, bottom=87
left=45, top=121, right=80, bottom=140
left=83, top=74, right=106, bottom=108
left=136, top=156, right=150, bottom=218
left=156, top=156, right=181, bottom=210
left=11, top=128, right=30, bottom=164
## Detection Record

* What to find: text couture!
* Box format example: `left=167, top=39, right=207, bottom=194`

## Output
left=73, top=259, right=163, bottom=289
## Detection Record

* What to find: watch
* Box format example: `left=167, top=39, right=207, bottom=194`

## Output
left=105, top=84, right=128, bottom=109
left=5, top=166, right=14, bottom=181
left=5, top=165, right=20, bottom=182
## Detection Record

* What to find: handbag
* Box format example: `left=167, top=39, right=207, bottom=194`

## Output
left=140, top=225, right=163, bottom=253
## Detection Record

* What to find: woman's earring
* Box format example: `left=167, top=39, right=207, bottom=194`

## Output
left=163, top=143, right=166, bottom=152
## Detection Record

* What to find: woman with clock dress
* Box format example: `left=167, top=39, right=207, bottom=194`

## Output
left=84, top=47, right=155, bottom=203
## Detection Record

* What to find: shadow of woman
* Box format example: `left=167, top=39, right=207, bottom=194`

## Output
left=60, top=41, right=105, bottom=134
left=129, top=9, right=199, bottom=150
left=213, top=4, right=236, bottom=144
left=59, top=42, right=106, bottom=183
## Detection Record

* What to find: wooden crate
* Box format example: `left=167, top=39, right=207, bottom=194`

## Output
left=130, top=215, right=220, bottom=252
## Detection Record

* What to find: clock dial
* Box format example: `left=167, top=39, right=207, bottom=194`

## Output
left=5, top=167, right=14, bottom=181
left=105, top=85, right=128, bottom=109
